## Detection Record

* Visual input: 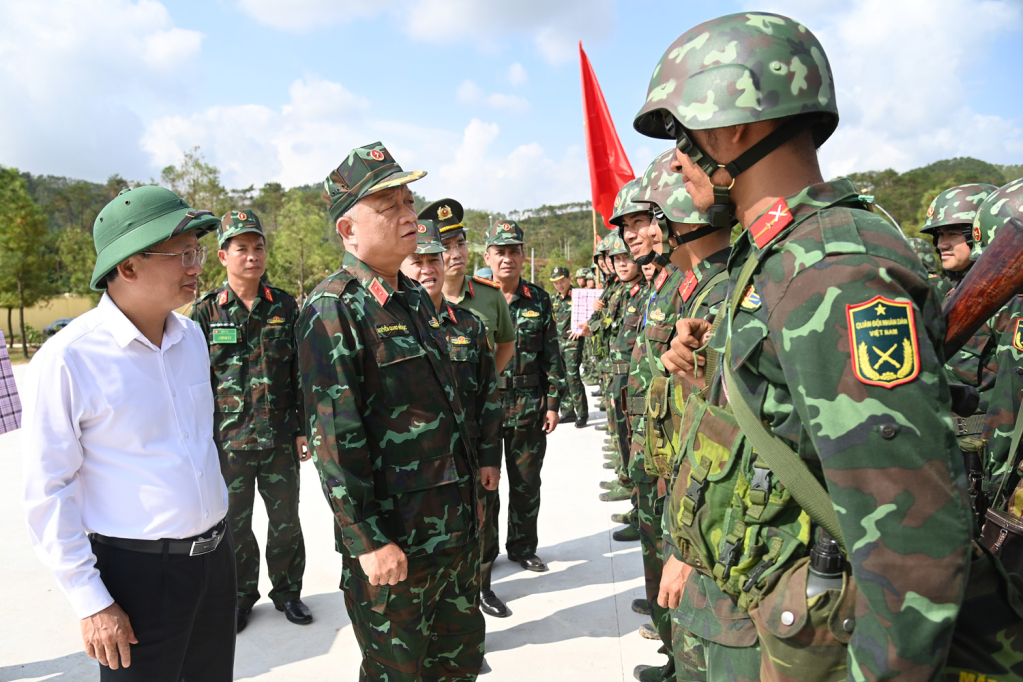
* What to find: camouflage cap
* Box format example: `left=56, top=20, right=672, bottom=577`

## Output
left=413, top=218, right=445, bottom=254
left=609, top=178, right=651, bottom=227
left=633, top=13, right=838, bottom=147
left=634, top=148, right=709, bottom=225
left=906, top=237, right=939, bottom=276
left=419, top=198, right=466, bottom=238
left=550, top=266, right=570, bottom=281
left=485, top=220, right=524, bottom=246
left=971, top=177, right=1023, bottom=261
left=920, top=183, right=998, bottom=237
left=323, top=142, right=426, bottom=224
left=90, top=185, right=219, bottom=290
left=217, top=209, right=264, bottom=248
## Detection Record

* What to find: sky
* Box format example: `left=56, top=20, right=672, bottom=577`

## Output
left=1, top=0, right=1021, bottom=213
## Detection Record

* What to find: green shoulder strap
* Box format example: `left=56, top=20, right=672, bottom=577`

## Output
left=993, top=405, right=1023, bottom=511
left=722, top=255, right=847, bottom=551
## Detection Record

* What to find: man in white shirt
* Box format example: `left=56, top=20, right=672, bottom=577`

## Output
left=22, top=185, right=235, bottom=681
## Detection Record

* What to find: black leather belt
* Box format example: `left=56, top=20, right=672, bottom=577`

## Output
left=626, top=396, right=647, bottom=416
left=954, top=414, right=986, bottom=436
left=498, top=374, right=541, bottom=390
left=91, top=518, right=227, bottom=557
left=612, top=361, right=631, bottom=375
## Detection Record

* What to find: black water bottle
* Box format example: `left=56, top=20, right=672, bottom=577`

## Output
left=806, top=529, right=844, bottom=599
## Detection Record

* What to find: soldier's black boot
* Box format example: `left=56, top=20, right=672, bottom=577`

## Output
left=634, top=659, right=675, bottom=682
left=560, top=410, right=577, bottom=423
left=237, top=606, right=251, bottom=633
left=632, top=598, right=652, bottom=615
left=575, top=415, right=588, bottom=428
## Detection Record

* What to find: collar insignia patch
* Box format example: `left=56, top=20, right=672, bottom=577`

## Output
left=751, top=198, right=793, bottom=249
left=654, top=269, right=669, bottom=291
left=218, top=290, right=229, bottom=306
left=368, top=279, right=389, bottom=306
left=679, top=271, right=698, bottom=303
left=521, top=285, right=532, bottom=299
left=263, top=285, right=273, bottom=302
left=846, top=295, right=920, bottom=388
left=630, top=283, right=640, bottom=296
left=446, top=304, right=457, bottom=324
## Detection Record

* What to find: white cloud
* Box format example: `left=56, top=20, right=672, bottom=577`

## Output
left=456, top=80, right=485, bottom=105
left=235, top=0, right=389, bottom=32
left=744, top=0, right=1023, bottom=176
left=454, top=79, right=530, bottom=114
left=507, top=62, right=529, bottom=87
left=0, top=0, right=204, bottom=180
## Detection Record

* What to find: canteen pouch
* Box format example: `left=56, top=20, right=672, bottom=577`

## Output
left=644, top=376, right=674, bottom=479
left=982, top=509, right=1023, bottom=577
left=666, top=390, right=811, bottom=607
left=747, top=557, right=858, bottom=682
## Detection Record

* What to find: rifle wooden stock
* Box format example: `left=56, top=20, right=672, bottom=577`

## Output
left=943, top=217, right=1023, bottom=358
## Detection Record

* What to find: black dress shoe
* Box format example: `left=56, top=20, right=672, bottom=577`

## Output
left=276, top=599, right=313, bottom=625
left=590, top=389, right=602, bottom=397
left=575, top=416, right=588, bottom=428
left=508, top=552, right=547, bottom=572
left=237, top=607, right=251, bottom=633
left=560, top=411, right=576, bottom=423
left=479, top=589, right=509, bottom=617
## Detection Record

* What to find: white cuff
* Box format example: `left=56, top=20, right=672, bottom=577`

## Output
left=66, top=575, right=114, bottom=619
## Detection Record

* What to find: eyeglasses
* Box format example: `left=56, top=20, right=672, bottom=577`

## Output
left=141, top=246, right=208, bottom=268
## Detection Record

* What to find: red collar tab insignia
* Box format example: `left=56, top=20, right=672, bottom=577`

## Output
left=751, top=198, right=793, bottom=249
left=368, top=279, right=389, bottom=306
left=263, top=285, right=273, bottom=302
left=679, top=271, right=698, bottom=303
left=446, top=304, right=457, bottom=324
left=218, top=290, right=229, bottom=306
left=268, top=316, right=285, bottom=325
left=846, top=295, right=920, bottom=388
left=1013, top=319, right=1023, bottom=352
left=521, top=284, right=532, bottom=299
left=654, top=268, right=669, bottom=292
left=630, top=283, right=640, bottom=296
left=972, top=224, right=982, bottom=243
left=468, top=279, right=475, bottom=297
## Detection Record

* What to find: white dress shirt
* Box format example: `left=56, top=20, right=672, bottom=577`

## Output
left=21, top=293, right=229, bottom=619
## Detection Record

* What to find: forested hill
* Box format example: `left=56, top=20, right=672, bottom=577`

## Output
left=5, top=153, right=1021, bottom=311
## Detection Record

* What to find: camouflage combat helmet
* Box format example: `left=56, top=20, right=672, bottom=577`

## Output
left=906, top=237, right=939, bottom=276
left=323, top=142, right=425, bottom=224
left=919, top=184, right=998, bottom=248
left=576, top=266, right=594, bottom=278
left=217, top=209, right=264, bottom=248
left=633, top=13, right=838, bottom=228
left=609, top=178, right=651, bottom=228
left=419, top=198, right=466, bottom=239
left=971, top=177, right=1023, bottom=261
left=606, top=233, right=632, bottom=259
left=549, top=266, right=570, bottom=281
left=485, top=219, right=524, bottom=247
left=413, top=218, right=445, bottom=254
left=634, top=148, right=716, bottom=255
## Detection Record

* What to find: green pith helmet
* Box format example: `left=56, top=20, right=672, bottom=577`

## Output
left=475, top=266, right=493, bottom=278
left=609, top=178, right=651, bottom=228
left=633, top=12, right=837, bottom=228
left=607, top=233, right=632, bottom=258
left=576, top=266, right=593, bottom=278
left=906, top=237, right=939, bottom=276
left=90, top=185, right=219, bottom=290
left=323, top=142, right=426, bottom=224
left=413, top=218, right=445, bottom=254
left=217, top=209, right=264, bottom=248
left=419, top=198, right=466, bottom=239
left=485, top=219, right=524, bottom=246
left=971, top=177, right=1023, bottom=261
left=919, top=184, right=998, bottom=246
left=549, top=266, right=570, bottom=281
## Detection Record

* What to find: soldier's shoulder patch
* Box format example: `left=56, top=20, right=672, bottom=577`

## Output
left=1013, top=319, right=1023, bottom=352
left=846, top=295, right=920, bottom=388
left=740, top=286, right=761, bottom=311
left=750, top=198, right=793, bottom=249
left=522, top=310, right=540, bottom=318
left=472, top=275, right=501, bottom=289
left=679, top=271, right=697, bottom=303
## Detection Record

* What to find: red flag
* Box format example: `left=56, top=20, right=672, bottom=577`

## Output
left=580, top=42, right=635, bottom=237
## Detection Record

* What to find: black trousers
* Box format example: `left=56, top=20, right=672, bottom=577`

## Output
left=91, top=528, right=237, bottom=681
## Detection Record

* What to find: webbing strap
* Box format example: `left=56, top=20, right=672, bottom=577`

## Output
left=993, top=403, right=1023, bottom=510
left=688, top=270, right=729, bottom=384
left=722, top=255, right=847, bottom=551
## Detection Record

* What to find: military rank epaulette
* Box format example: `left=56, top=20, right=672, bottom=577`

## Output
left=472, top=275, right=501, bottom=288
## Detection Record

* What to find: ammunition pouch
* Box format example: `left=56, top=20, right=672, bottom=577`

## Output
left=626, top=395, right=647, bottom=416
left=954, top=413, right=986, bottom=436
left=612, top=361, right=631, bottom=375
left=643, top=376, right=674, bottom=479
left=497, top=374, right=540, bottom=390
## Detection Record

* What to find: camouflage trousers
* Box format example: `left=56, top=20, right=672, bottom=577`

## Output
left=558, top=337, right=588, bottom=419
left=219, top=441, right=305, bottom=610
left=477, top=479, right=499, bottom=590
left=496, top=424, right=547, bottom=557
left=342, top=542, right=485, bottom=682
left=672, top=624, right=761, bottom=682
left=638, top=480, right=672, bottom=653
left=611, top=373, right=632, bottom=483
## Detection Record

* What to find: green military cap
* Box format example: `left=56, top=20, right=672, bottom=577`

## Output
left=217, top=209, right=264, bottom=248
left=475, top=266, right=494, bottom=278
left=550, top=266, right=570, bottom=281
left=322, top=142, right=426, bottom=224
left=413, top=218, right=445, bottom=254
left=419, top=198, right=466, bottom=239
left=485, top=219, right=524, bottom=246
left=90, top=185, right=219, bottom=290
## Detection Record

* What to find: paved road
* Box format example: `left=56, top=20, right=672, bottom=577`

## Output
left=0, top=363, right=662, bottom=681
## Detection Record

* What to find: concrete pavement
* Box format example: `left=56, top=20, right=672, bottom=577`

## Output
left=0, top=363, right=663, bottom=681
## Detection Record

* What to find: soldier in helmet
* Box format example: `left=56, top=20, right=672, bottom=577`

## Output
left=485, top=220, right=564, bottom=578
left=550, top=266, right=589, bottom=427
left=190, top=210, right=311, bottom=633
left=297, top=143, right=484, bottom=680
left=575, top=267, right=590, bottom=289
left=648, top=13, right=1022, bottom=682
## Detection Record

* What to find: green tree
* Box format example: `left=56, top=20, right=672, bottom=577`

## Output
left=266, top=189, right=339, bottom=301
left=55, top=225, right=98, bottom=300
left=253, top=182, right=287, bottom=233
left=0, top=168, right=55, bottom=356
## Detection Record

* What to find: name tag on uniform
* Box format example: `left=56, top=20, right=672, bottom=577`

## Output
left=212, top=328, right=239, bottom=344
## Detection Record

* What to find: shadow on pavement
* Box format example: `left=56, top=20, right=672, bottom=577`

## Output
left=0, top=651, right=97, bottom=681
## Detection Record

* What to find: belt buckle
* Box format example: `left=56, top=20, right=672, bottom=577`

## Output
left=189, top=526, right=222, bottom=556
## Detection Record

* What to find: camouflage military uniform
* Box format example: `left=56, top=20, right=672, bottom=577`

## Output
left=191, top=280, right=306, bottom=612
left=551, top=285, right=588, bottom=420
left=609, top=279, right=647, bottom=479
left=906, top=237, right=952, bottom=300
left=300, top=145, right=484, bottom=681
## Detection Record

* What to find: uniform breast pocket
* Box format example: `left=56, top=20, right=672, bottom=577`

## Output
left=262, top=326, right=295, bottom=360
left=645, top=323, right=673, bottom=354
left=449, top=345, right=480, bottom=392
left=624, top=313, right=641, bottom=331
left=372, top=335, right=443, bottom=407
left=517, top=320, right=543, bottom=352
